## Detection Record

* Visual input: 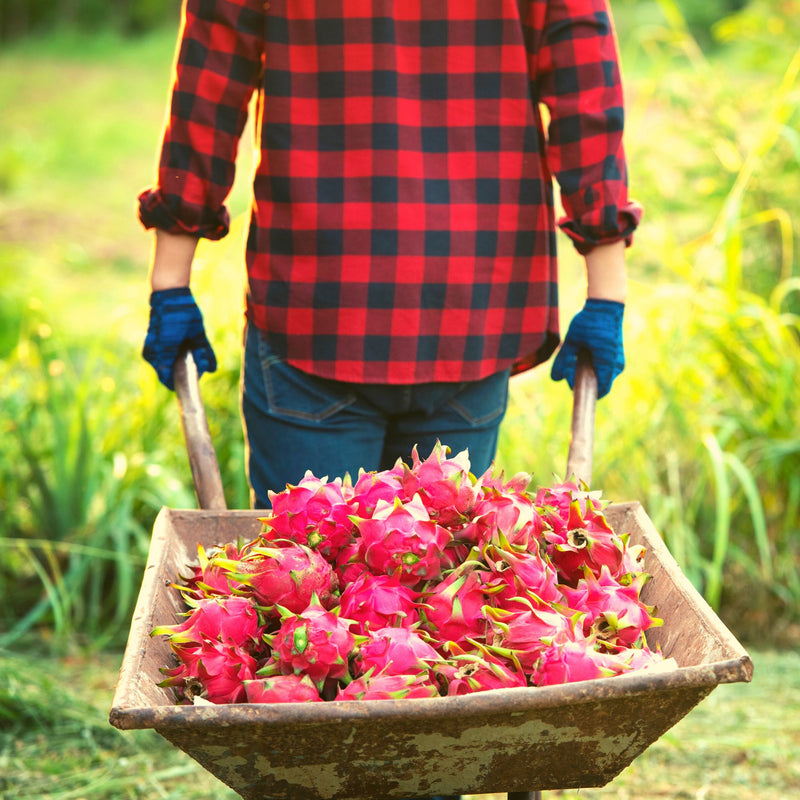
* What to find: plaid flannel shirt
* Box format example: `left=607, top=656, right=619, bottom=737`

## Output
left=139, top=0, right=641, bottom=384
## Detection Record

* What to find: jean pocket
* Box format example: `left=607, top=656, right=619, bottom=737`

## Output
left=446, top=369, right=511, bottom=428
left=256, top=335, right=357, bottom=422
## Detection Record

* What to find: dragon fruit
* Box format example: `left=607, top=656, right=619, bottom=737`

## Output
left=268, top=594, right=358, bottom=689
left=460, top=487, right=543, bottom=551
left=543, top=499, right=626, bottom=585
left=560, top=566, right=663, bottom=648
left=178, top=541, right=248, bottom=599
left=159, top=638, right=258, bottom=704
left=354, top=494, right=452, bottom=585
left=482, top=542, right=562, bottom=607
left=531, top=628, right=629, bottom=687
left=218, top=540, right=337, bottom=613
left=262, top=472, right=356, bottom=561
left=338, top=572, right=420, bottom=634
left=418, top=565, right=490, bottom=645
left=354, top=626, right=444, bottom=681
left=151, top=595, right=263, bottom=655
left=244, top=674, right=322, bottom=703
left=349, top=465, right=405, bottom=517
left=335, top=669, right=440, bottom=701
left=400, top=442, right=481, bottom=527
left=154, top=441, right=670, bottom=705
left=484, top=598, right=574, bottom=671
left=438, top=644, right=528, bottom=695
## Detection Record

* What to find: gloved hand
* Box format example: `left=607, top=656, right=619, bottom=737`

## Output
left=550, top=298, right=624, bottom=399
left=142, top=287, right=217, bottom=391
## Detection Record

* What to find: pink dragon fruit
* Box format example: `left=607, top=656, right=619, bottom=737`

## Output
left=482, top=542, right=562, bottom=606
left=460, top=487, right=543, bottom=551
left=350, top=465, right=405, bottom=517
left=484, top=598, right=574, bottom=671
left=151, top=595, right=264, bottom=656
left=544, top=499, right=626, bottom=585
left=619, top=645, right=670, bottom=671
left=261, top=472, right=356, bottom=561
left=243, top=674, right=322, bottom=703
left=418, top=565, right=490, bottom=645
left=159, top=638, right=258, bottom=704
left=531, top=628, right=629, bottom=686
left=560, top=566, right=662, bottom=648
left=400, top=442, right=481, bottom=526
left=218, top=540, right=337, bottom=613
left=477, top=467, right=532, bottom=495
left=354, top=494, right=452, bottom=585
left=268, top=595, right=358, bottom=689
left=335, top=669, right=440, bottom=701
left=535, top=479, right=604, bottom=527
left=354, top=626, right=444, bottom=681
left=438, top=645, right=528, bottom=695
left=179, top=541, right=249, bottom=599
left=332, top=538, right=370, bottom=585
left=338, top=572, right=420, bottom=634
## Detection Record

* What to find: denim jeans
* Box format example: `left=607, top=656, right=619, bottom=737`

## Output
left=241, top=324, right=510, bottom=507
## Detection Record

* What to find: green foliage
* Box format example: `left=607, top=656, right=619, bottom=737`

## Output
left=0, top=0, right=181, bottom=41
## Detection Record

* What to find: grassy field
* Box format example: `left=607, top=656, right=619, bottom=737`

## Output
left=2, top=648, right=797, bottom=799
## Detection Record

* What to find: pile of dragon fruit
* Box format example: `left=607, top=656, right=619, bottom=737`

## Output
left=153, top=443, right=669, bottom=704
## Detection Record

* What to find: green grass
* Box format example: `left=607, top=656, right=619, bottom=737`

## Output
left=2, top=649, right=796, bottom=799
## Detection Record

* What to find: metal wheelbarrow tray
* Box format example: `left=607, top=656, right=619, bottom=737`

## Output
left=109, top=356, right=752, bottom=800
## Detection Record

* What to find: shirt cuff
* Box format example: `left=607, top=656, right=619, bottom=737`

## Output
left=138, top=188, right=230, bottom=241
left=558, top=200, right=643, bottom=255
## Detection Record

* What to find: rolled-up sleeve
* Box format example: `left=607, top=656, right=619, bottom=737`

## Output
left=138, top=0, right=265, bottom=240
left=536, top=0, right=642, bottom=254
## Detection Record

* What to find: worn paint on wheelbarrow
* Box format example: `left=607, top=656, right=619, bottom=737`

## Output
left=109, top=503, right=752, bottom=800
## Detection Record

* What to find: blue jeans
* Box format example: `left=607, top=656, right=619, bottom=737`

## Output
left=241, top=324, right=510, bottom=507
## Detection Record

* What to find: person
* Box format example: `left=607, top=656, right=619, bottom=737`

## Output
left=141, top=0, right=641, bottom=512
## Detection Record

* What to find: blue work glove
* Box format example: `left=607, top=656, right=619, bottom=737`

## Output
left=550, top=298, right=624, bottom=399
left=142, top=287, right=217, bottom=391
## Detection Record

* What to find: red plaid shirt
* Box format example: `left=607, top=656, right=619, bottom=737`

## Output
left=139, top=0, right=641, bottom=384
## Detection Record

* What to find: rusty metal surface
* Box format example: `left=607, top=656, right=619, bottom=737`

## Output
left=109, top=504, right=752, bottom=800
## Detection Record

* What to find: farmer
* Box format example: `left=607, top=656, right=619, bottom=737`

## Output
left=140, top=0, right=641, bottom=513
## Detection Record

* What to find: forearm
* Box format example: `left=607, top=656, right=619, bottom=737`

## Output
left=149, top=230, right=198, bottom=291
left=584, top=240, right=627, bottom=303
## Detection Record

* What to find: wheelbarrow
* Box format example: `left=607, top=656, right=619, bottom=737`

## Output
left=110, top=351, right=753, bottom=800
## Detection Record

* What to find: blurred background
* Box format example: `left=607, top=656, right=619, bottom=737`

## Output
left=1, top=1, right=799, bottom=797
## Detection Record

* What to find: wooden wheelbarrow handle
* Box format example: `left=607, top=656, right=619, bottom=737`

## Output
left=566, top=349, right=598, bottom=486
left=173, top=351, right=227, bottom=510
